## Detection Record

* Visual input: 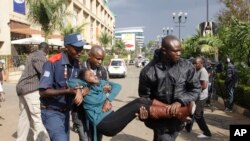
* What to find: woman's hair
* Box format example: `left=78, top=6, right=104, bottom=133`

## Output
left=78, top=68, right=89, bottom=81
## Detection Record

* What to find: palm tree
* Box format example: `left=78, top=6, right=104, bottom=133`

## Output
left=112, top=39, right=125, bottom=55
left=197, top=36, right=223, bottom=62
left=182, top=28, right=223, bottom=62
left=182, top=29, right=202, bottom=58
left=98, top=32, right=112, bottom=49
left=27, top=0, right=68, bottom=41
left=61, top=22, right=88, bottom=36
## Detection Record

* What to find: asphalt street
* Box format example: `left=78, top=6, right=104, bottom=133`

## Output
left=0, top=66, right=250, bottom=141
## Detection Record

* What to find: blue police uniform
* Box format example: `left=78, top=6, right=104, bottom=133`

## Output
left=39, top=52, right=81, bottom=141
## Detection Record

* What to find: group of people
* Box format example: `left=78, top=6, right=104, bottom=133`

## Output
left=14, top=32, right=238, bottom=141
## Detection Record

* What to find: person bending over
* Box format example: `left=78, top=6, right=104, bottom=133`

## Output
left=68, top=68, right=196, bottom=141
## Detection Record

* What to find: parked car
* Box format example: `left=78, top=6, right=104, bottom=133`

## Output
left=128, top=60, right=135, bottom=65
left=107, top=58, right=127, bottom=78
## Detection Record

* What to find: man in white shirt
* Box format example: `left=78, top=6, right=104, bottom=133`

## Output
left=185, top=57, right=212, bottom=138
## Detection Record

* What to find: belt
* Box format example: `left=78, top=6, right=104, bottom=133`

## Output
left=40, top=104, right=70, bottom=112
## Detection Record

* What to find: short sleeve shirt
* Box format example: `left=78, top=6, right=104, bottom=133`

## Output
left=39, top=52, right=81, bottom=109
left=197, top=67, right=209, bottom=100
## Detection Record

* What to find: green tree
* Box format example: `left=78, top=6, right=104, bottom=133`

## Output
left=27, top=0, right=68, bottom=41
left=197, top=35, right=223, bottom=62
left=182, top=30, right=202, bottom=58
left=98, top=32, right=112, bottom=49
left=61, top=22, right=88, bottom=36
left=182, top=28, right=223, bottom=62
left=112, top=39, right=125, bottom=55
left=218, top=19, right=250, bottom=62
left=218, top=0, right=250, bottom=26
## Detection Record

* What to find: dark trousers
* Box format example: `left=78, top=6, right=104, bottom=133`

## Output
left=71, top=105, right=91, bottom=141
left=186, top=98, right=211, bottom=136
left=225, top=83, right=235, bottom=110
left=41, top=109, right=70, bottom=141
left=195, top=99, right=212, bottom=136
left=97, top=98, right=151, bottom=136
left=153, top=130, right=178, bottom=141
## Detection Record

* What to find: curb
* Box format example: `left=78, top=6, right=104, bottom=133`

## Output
left=217, top=95, right=250, bottom=117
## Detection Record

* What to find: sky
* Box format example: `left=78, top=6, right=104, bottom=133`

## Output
left=108, top=0, right=225, bottom=44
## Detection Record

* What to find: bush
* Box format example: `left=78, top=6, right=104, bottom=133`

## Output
left=215, top=77, right=250, bottom=111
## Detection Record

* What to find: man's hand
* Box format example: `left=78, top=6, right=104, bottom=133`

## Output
left=168, top=102, right=182, bottom=117
left=103, top=84, right=111, bottom=93
left=73, top=89, right=83, bottom=106
left=102, top=100, right=112, bottom=112
left=81, top=87, right=89, bottom=97
left=136, top=106, right=148, bottom=120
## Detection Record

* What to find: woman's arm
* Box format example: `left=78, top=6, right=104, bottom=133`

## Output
left=105, top=81, right=121, bottom=101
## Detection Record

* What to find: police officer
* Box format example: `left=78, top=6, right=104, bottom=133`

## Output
left=39, top=33, right=86, bottom=141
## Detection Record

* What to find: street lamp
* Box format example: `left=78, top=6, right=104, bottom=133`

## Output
left=172, top=11, right=188, bottom=40
left=163, top=27, right=174, bottom=36
left=166, top=27, right=173, bottom=35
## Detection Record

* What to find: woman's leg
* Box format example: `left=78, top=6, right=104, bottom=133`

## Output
left=97, top=97, right=151, bottom=136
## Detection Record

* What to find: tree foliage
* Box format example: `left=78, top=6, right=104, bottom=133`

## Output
left=111, top=39, right=126, bottom=55
left=218, top=19, right=250, bottom=62
left=98, top=32, right=112, bottom=49
left=61, top=22, right=87, bottom=36
left=27, top=0, right=68, bottom=40
left=217, top=0, right=250, bottom=26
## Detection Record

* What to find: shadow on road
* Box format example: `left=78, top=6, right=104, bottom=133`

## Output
left=109, top=133, right=148, bottom=141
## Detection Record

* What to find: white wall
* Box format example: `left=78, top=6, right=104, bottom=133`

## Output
left=0, top=0, right=11, bottom=55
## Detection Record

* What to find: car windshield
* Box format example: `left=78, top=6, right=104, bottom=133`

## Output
left=111, top=60, right=122, bottom=66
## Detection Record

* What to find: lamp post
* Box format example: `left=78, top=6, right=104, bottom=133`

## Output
left=172, top=11, right=187, bottom=40
left=166, top=27, right=173, bottom=35
left=162, top=27, right=166, bottom=36
left=163, top=27, right=174, bottom=36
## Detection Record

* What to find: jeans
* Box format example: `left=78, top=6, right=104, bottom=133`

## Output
left=225, top=84, right=235, bottom=110
left=41, top=109, right=70, bottom=141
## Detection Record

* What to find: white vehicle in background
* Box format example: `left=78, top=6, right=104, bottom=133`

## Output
left=107, top=58, right=127, bottom=78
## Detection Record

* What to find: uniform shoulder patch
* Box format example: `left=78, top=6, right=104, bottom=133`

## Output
left=48, top=53, right=62, bottom=63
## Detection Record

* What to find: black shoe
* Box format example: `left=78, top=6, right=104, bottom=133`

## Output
left=185, top=122, right=192, bottom=132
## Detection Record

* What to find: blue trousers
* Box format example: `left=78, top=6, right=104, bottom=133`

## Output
left=225, top=84, right=235, bottom=110
left=41, top=109, right=70, bottom=141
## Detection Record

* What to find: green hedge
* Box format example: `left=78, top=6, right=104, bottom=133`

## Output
left=215, top=77, right=250, bottom=111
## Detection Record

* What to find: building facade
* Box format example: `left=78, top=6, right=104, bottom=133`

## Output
left=0, top=0, right=115, bottom=56
left=115, top=27, right=144, bottom=53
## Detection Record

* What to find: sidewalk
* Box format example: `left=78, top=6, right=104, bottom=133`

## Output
left=0, top=82, right=250, bottom=141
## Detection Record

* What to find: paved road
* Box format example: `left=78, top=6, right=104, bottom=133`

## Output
left=0, top=66, right=250, bottom=141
